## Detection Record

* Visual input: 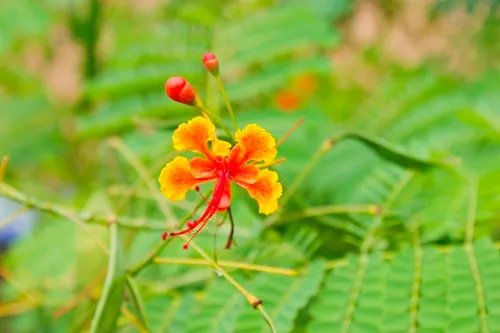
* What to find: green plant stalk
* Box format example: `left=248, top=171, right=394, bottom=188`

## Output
left=256, top=304, right=277, bottom=333
left=0, top=182, right=109, bottom=254
left=0, top=206, right=28, bottom=231
left=154, top=257, right=297, bottom=276
left=0, top=182, right=162, bottom=231
left=216, top=75, right=239, bottom=132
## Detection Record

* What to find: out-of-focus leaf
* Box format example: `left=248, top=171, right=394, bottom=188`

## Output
left=339, top=132, right=448, bottom=170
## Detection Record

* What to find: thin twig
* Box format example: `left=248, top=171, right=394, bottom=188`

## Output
left=154, top=258, right=297, bottom=276
left=0, top=183, right=109, bottom=255
left=0, top=206, right=29, bottom=231
left=256, top=304, right=278, bottom=333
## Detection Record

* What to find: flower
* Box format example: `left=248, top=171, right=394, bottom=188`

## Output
left=165, top=77, right=197, bottom=105
left=202, top=52, right=219, bottom=75
left=158, top=116, right=283, bottom=249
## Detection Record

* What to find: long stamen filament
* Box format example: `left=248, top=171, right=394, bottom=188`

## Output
left=165, top=172, right=229, bottom=248
left=255, top=158, right=286, bottom=169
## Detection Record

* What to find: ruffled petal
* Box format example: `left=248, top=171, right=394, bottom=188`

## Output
left=158, top=156, right=215, bottom=201
left=241, top=169, right=282, bottom=214
left=234, top=124, right=277, bottom=163
left=212, top=139, right=231, bottom=157
left=172, top=117, right=216, bottom=154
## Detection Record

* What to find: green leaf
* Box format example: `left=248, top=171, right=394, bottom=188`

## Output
left=90, top=224, right=125, bottom=333
left=186, top=275, right=246, bottom=333
left=307, top=240, right=500, bottom=333
left=339, top=132, right=446, bottom=170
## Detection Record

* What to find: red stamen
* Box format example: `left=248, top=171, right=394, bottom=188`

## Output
left=161, top=232, right=168, bottom=240
left=164, top=172, right=230, bottom=248
left=195, top=186, right=208, bottom=202
left=182, top=218, right=211, bottom=250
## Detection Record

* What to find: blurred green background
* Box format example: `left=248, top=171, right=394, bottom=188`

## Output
left=1, top=0, right=499, bottom=332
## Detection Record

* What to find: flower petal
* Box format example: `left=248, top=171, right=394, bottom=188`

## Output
left=234, top=124, right=277, bottom=162
left=172, top=117, right=216, bottom=154
left=241, top=169, right=282, bottom=214
left=212, top=139, right=231, bottom=157
left=230, top=164, right=259, bottom=185
left=158, top=156, right=214, bottom=201
left=190, top=157, right=217, bottom=178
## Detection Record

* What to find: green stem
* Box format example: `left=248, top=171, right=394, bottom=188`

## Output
left=216, top=75, right=239, bottom=132
left=256, top=304, right=277, bottom=333
left=198, top=105, right=235, bottom=142
left=0, top=182, right=109, bottom=254
left=0, top=206, right=28, bottom=231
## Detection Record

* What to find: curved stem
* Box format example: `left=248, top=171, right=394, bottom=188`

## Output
left=216, top=75, right=239, bottom=132
left=256, top=304, right=277, bottom=333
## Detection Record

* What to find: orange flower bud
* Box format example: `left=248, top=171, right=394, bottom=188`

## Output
left=202, top=52, right=219, bottom=75
left=165, top=77, right=197, bottom=105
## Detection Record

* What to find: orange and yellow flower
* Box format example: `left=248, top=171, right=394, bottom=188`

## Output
left=158, top=116, right=283, bottom=248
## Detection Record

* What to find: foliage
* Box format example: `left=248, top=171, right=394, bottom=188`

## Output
left=1, top=0, right=500, bottom=332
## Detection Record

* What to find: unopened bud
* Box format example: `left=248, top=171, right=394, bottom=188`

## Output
left=202, top=52, right=219, bottom=75
left=165, top=76, right=197, bottom=105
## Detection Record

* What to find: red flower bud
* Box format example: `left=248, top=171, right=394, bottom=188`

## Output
left=165, top=77, right=197, bottom=105
left=202, top=52, right=219, bottom=75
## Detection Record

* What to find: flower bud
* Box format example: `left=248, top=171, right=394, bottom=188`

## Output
left=202, top=52, right=219, bottom=75
left=165, top=77, right=197, bottom=105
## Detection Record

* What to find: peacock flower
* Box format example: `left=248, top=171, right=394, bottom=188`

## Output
left=158, top=116, right=283, bottom=249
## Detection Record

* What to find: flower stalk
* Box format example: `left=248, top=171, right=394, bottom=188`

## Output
left=202, top=52, right=239, bottom=132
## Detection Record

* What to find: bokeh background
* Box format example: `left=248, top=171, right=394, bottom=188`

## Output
left=1, top=0, right=499, bottom=332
